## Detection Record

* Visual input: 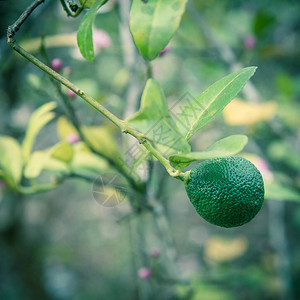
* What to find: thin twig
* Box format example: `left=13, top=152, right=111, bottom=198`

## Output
left=7, top=0, right=187, bottom=192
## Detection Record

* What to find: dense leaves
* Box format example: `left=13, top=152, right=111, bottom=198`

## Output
left=128, top=79, right=190, bottom=153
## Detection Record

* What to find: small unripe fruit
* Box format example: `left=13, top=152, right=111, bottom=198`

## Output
left=185, top=156, right=264, bottom=228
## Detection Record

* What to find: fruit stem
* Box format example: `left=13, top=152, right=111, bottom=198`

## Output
left=175, top=170, right=191, bottom=185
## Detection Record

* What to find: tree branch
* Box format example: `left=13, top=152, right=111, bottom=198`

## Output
left=7, top=0, right=187, bottom=186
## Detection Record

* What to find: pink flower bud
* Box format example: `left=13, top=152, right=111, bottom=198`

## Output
left=244, top=35, right=256, bottom=50
left=93, top=29, right=111, bottom=51
left=252, top=157, right=273, bottom=183
left=66, top=133, right=80, bottom=145
left=51, top=58, right=63, bottom=72
left=138, top=267, right=151, bottom=280
left=0, top=181, right=6, bottom=188
left=159, top=44, right=170, bottom=56
left=63, top=66, right=72, bottom=75
left=149, top=248, right=160, bottom=258
left=67, top=89, right=76, bottom=99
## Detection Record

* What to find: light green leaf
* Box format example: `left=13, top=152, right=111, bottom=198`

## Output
left=79, top=0, right=98, bottom=8
left=22, top=102, right=57, bottom=163
left=127, top=79, right=191, bottom=153
left=169, top=135, right=248, bottom=170
left=82, top=125, right=122, bottom=162
left=265, top=182, right=300, bottom=202
left=71, top=143, right=108, bottom=174
left=24, top=151, right=47, bottom=178
left=77, top=0, right=108, bottom=61
left=176, top=67, right=257, bottom=141
left=57, top=116, right=78, bottom=141
left=130, top=0, right=188, bottom=60
left=49, top=142, right=74, bottom=163
left=0, top=136, right=23, bottom=186
left=24, top=151, right=69, bottom=179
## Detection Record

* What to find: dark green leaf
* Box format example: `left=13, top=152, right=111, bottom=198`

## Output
left=130, top=0, right=188, bottom=60
left=169, top=135, right=248, bottom=170
left=176, top=67, right=257, bottom=141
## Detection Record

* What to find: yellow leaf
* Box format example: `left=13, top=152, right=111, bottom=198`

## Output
left=204, top=236, right=248, bottom=262
left=223, top=98, right=277, bottom=125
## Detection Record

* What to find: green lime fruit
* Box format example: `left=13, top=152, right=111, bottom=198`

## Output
left=185, top=156, right=264, bottom=228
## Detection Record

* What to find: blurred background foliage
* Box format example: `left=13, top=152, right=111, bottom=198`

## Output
left=0, top=0, right=300, bottom=299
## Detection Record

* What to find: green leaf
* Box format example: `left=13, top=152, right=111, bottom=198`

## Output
left=127, top=79, right=191, bottom=153
left=77, top=0, right=108, bottom=61
left=22, top=102, right=57, bottom=163
left=82, top=125, right=122, bottom=162
left=0, top=136, right=23, bottom=187
left=176, top=67, right=257, bottom=141
left=57, top=116, right=78, bottom=141
left=49, top=142, right=74, bottom=163
left=24, top=151, right=69, bottom=179
left=71, top=143, right=109, bottom=174
left=169, top=135, right=248, bottom=170
left=265, top=182, right=300, bottom=203
left=79, top=0, right=98, bottom=8
left=130, top=0, right=188, bottom=60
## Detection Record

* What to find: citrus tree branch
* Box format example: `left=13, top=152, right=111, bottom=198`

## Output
left=7, top=0, right=127, bottom=132
left=6, top=0, right=183, bottom=183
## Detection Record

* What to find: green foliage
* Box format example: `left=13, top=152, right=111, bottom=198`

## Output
left=186, top=156, right=265, bottom=227
left=82, top=125, right=122, bottom=163
left=24, top=151, right=69, bottom=179
left=3, top=0, right=300, bottom=298
left=71, top=143, right=108, bottom=174
left=77, top=0, right=108, bottom=61
left=0, top=136, right=23, bottom=187
left=176, top=67, right=257, bottom=141
left=128, top=79, right=190, bottom=153
left=265, top=182, right=300, bottom=203
left=169, top=135, right=248, bottom=170
left=22, top=102, right=57, bottom=163
left=79, top=0, right=102, bottom=9
left=49, top=142, right=74, bottom=163
left=130, top=0, right=188, bottom=60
